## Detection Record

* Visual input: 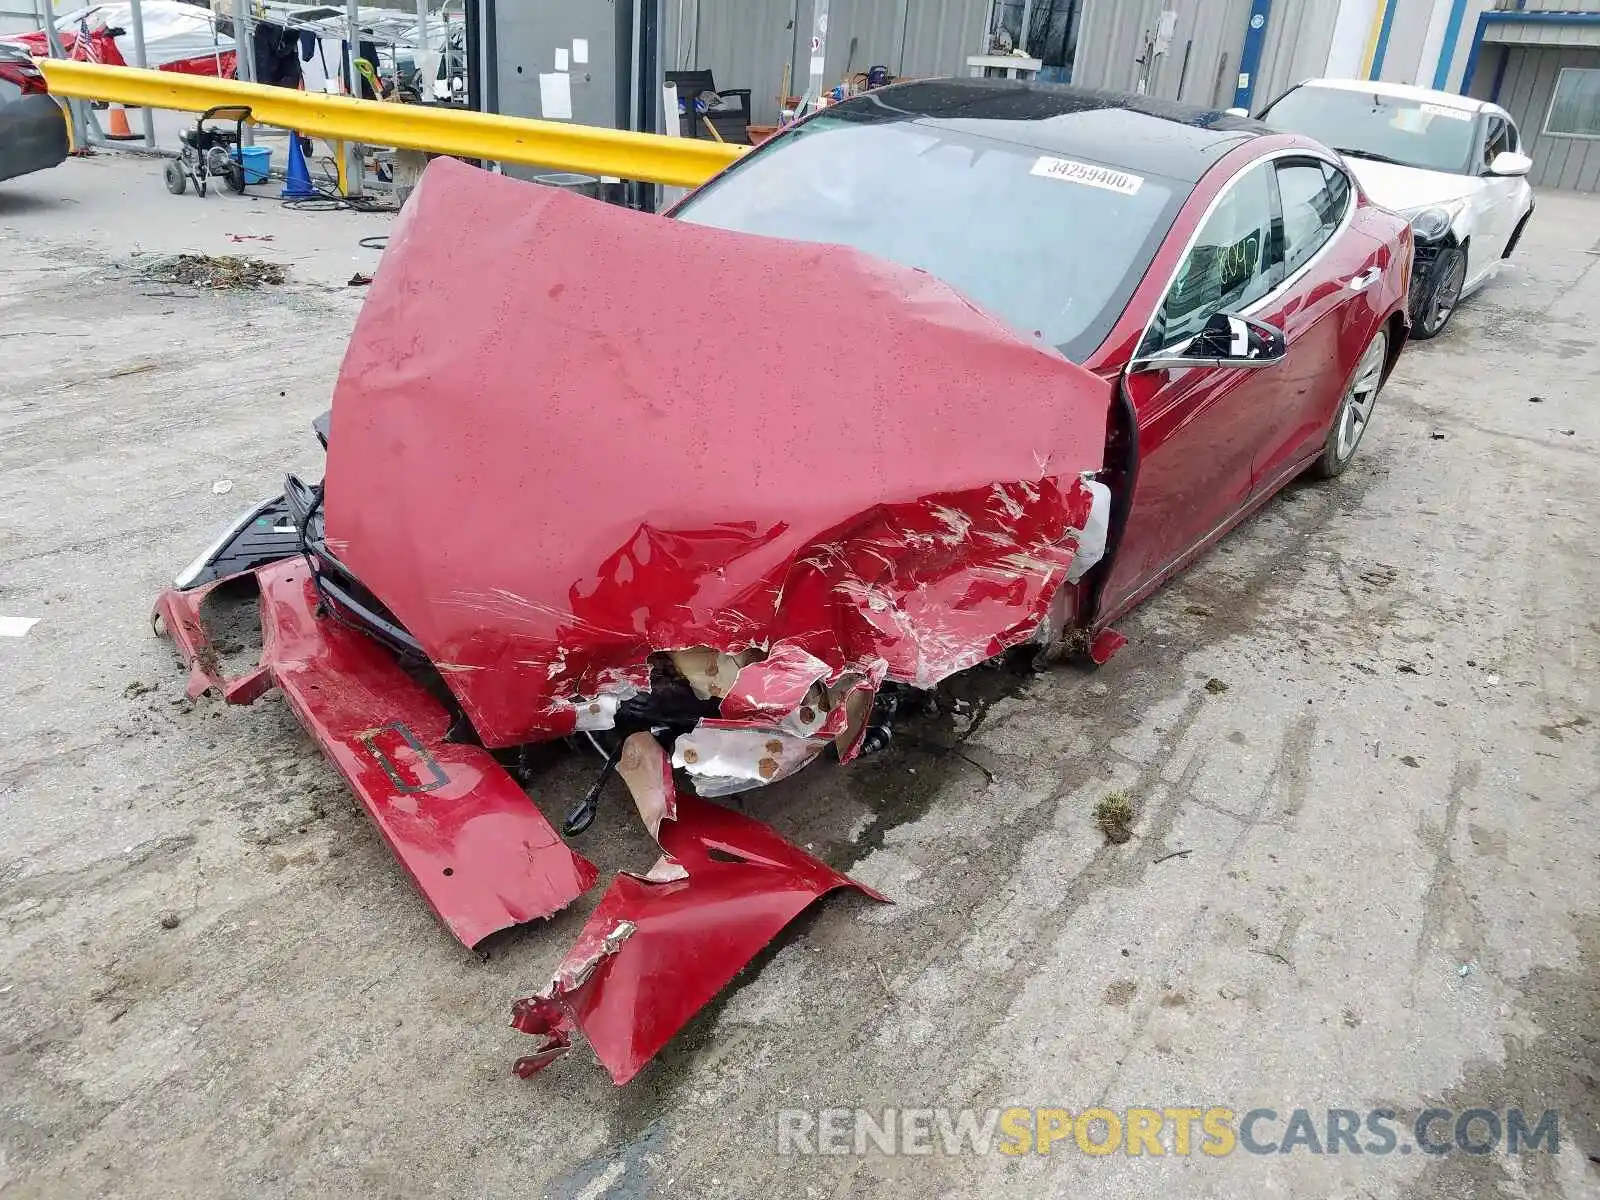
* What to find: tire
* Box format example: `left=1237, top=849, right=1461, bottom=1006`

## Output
left=1312, top=325, right=1389, bottom=479
left=163, top=159, right=187, bottom=195
left=1411, top=246, right=1466, bottom=340
left=223, top=162, right=247, bottom=195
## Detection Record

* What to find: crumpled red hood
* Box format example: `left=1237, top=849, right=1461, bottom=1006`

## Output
left=325, top=157, right=1111, bottom=749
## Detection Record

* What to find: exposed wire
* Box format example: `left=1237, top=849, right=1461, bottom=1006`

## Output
left=279, top=160, right=391, bottom=212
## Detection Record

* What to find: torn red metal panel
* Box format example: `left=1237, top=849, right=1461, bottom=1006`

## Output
left=512, top=789, right=886, bottom=1084
left=324, top=157, right=1112, bottom=750
left=154, top=560, right=599, bottom=947
left=1088, top=628, right=1129, bottom=665
left=153, top=581, right=271, bottom=705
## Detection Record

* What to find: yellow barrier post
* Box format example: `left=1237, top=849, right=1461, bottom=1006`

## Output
left=35, top=59, right=745, bottom=189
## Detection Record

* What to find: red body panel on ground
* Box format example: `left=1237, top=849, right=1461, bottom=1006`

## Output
left=157, top=561, right=599, bottom=947
left=512, top=790, right=885, bottom=1085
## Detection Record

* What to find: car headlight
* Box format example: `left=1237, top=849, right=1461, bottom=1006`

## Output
left=1405, top=200, right=1465, bottom=243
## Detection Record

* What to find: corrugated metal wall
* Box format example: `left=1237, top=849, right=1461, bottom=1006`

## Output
left=1070, top=0, right=1249, bottom=104
left=1254, top=0, right=1344, bottom=103
left=897, top=0, right=990, bottom=77
left=1470, top=44, right=1600, bottom=189
left=664, top=0, right=1352, bottom=124
left=667, top=0, right=799, bottom=125
left=665, top=0, right=988, bottom=125
left=1069, top=0, right=1336, bottom=109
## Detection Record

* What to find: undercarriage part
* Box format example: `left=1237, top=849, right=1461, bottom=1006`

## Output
left=563, top=738, right=621, bottom=836
left=860, top=687, right=901, bottom=756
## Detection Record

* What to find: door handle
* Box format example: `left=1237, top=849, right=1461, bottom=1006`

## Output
left=1345, top=266, right=1383, bottom=292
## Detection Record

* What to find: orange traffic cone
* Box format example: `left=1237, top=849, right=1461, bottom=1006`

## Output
left=105, top=103, right=140, bottom=141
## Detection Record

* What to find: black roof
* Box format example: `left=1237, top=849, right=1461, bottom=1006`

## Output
left=828, top=78, right=1275, bottom=184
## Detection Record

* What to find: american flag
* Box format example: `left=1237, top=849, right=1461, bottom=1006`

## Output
left=73, top=18, right=104, bottom=65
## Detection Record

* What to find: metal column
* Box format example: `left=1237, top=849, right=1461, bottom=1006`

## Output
left=33, top=0, right=89, bottom=149
left=415, top=0, right=430, bottom=96
left=126, top=0, right=157, bottom=147
left=345, top=0, right=363, bottom=195
left=1233, top=0, right=1272, bottom=111
left=231, top=0, right=255, bottom=145
left=800, top=0, right=830, bottom=110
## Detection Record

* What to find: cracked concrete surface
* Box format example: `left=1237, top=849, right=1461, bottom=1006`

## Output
left=1, top=156, right=1596, bottom=1198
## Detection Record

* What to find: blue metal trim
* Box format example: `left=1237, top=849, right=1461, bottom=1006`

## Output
left=1432, top=0, right=1470, bottom=90
left=1370, top=0, right=1399, bottom=79
left=1463, top=10, right=1600, bottom=95
left=1233, top=0, right=1272, bottom=110
left=1485, top=10, right=1600, bottom=20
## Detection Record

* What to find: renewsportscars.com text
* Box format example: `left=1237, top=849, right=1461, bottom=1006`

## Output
left=776, top=1106, right=1561, bottom=1158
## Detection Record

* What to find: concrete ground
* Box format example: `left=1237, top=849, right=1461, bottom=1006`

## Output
left=1, top=153, right=1596, bottom=1200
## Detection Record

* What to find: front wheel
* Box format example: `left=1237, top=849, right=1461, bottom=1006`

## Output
left=163, top=159, right=187, bottom=195
left=1312, top=326, right=1388, bottom=479
left=1412, top=246, right=1466, bottom=340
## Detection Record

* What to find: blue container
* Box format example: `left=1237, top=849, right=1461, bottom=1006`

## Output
left=231, top=145, right=272, bottom=185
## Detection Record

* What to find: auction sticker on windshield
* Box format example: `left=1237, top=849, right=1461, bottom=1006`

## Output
left=1031, top=156, right=1144, bottom=196
left=1420, top=102, right=1472, bottom=121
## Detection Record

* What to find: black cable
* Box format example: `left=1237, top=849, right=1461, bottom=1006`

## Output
left=279, top=160, right=392, bottom=213
left=281, top=186, right=391, bottom=213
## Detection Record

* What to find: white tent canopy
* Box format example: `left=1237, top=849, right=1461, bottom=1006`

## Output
left=54, top=2, right=235, bottom=67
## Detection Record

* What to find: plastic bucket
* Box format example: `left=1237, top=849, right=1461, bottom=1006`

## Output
left=231, top=145, right=272, bottom=185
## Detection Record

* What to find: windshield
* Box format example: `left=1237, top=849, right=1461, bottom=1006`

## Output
left=672, top=114, right=1184, bottom=363
left=1259, top=85, right=1477, bottom=175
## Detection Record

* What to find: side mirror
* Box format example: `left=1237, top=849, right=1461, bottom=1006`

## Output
left=1131, top=312, right=1287, bottom=372
left=1488, top=150, right=1532, bottom=177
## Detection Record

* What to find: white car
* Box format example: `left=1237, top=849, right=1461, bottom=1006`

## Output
left=1258, top=78, right=1535, bottom=339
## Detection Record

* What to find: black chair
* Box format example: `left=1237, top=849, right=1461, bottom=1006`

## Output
left=666, top=69, right=752, bottom=144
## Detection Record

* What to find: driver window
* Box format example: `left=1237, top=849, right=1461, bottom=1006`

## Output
left=1482, top=117, right=1510, bottom=171
left=1146, top=162, right=1278, bottom=351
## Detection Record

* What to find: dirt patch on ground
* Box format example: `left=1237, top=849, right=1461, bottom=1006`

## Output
left=140, top=254, right=288, bottom=289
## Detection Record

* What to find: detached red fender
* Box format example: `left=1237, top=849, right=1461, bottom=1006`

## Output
left=155, top=560, right=598, bottom=946
left=513, top=786, right=886, bottom=1085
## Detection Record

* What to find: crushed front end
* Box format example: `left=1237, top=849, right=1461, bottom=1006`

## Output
left=156, top=157, right=1115, bottom=1083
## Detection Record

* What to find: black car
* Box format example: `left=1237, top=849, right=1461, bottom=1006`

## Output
left=0, top=43, right=68, bottom=184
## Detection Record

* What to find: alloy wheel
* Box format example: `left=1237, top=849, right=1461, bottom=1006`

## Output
left=1335, top=329, right=1388, bottom=463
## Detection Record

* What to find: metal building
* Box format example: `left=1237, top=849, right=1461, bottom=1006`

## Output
left=470, top=0, right=1600, bottom=190
left=662, top=0, right=994, bottom=125
left=1465, top=2, right=1600, bottom=190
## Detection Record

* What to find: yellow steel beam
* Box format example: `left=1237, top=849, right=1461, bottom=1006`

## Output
left=36, top=59, right=744, bottom=188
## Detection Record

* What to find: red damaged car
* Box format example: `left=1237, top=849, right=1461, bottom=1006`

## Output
left=157, top=80, right=1410, bottom=1084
